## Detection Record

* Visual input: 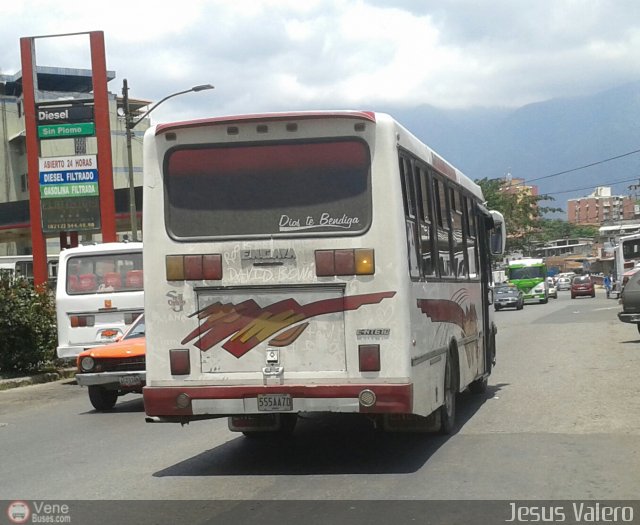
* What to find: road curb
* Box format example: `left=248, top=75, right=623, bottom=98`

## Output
left=0, top=368, right=76, bottom=391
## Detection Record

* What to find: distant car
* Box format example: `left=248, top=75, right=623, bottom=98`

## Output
left=556, top=276, right=572, bottom=291
left=76, top=314, right=145, bottom=411
left=570, top=275, right=595, bottom=299
left=546, top=277, right=558, bottom=299
left=494, top=284, right=524, bottom=311
left=618, top=269, right=640, bottom=333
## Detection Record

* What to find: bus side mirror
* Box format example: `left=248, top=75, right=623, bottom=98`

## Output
left=489, top=210, right=506, bottom=255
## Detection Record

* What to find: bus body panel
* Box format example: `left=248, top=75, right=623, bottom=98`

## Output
left=56, top=242, right=144, bottom=359
left=142, top=111, right=498, bottom=425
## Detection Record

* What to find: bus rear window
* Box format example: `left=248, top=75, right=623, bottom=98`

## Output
left=164, top=140, right=371, bottom=238
left=66, top=252, right=143, bottom=294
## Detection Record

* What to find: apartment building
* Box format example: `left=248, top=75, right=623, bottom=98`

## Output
left=567, top=186, right=637, bottom=226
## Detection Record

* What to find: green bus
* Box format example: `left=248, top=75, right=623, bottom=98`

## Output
left=507, top=258, right=548, bottom=303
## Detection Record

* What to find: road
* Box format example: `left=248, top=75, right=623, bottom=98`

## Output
left=1, top=289, right=639, bottom=521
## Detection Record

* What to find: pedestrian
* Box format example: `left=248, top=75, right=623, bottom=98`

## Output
left=604, top=274, right=612, bottom=298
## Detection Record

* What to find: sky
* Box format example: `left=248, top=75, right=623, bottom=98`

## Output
left=2, top=0, right=640, bottom=125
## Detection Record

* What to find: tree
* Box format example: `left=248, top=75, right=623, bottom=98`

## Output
left=536, top=219, right=598, bottom=242
left=0, top=275, right=57, bottom=374
left=476, top=177, right=562, bottom=254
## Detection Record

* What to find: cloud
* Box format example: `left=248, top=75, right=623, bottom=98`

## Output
left=1, top=0, right=640, bottom=122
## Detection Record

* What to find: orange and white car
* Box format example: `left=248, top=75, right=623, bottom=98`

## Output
left=76, top=314, right=145, bottom=411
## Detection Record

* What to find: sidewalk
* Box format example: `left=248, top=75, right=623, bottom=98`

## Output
left=0, top=367, right=76, bottom=391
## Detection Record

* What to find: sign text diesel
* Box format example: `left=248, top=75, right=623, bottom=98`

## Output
left=37, top=105, right=94, bottom=123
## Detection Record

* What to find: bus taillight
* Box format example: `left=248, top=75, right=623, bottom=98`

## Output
left=315, top=249, right=375, bottom=277
left=166, top=254, right=222, bottom=281
left=170, top=349, right=191, bottom=375
left=358, top=344, right=380, bottom=372
left=70, top=315, right=95, bottom=328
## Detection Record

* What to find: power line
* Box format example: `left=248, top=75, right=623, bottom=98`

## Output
left=544, top=176, right=640, bottom=197
left=525, top=148, right=640, bottom=184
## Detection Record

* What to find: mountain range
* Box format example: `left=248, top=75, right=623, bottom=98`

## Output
left=380, top=82, right=640, bottom=214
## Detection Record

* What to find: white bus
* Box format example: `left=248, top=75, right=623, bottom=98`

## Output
left=55, top=242, right=144, bottom=359
left=142, top=111, right=505, bottom=435
left=0, top=255, right=59, bottom=285
left=612, top=233, right=640, bottom=298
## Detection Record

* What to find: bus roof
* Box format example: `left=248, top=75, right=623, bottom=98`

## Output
left=508, top=258, right=545, bottom=266
left=58, top=242, right=143, bottom=261
left=619, top=233, right=640, bottom=242
left=155, top=110, right=377, bottom=135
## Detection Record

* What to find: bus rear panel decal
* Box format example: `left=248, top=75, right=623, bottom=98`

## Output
left=183, top=290, right=396, bottom=357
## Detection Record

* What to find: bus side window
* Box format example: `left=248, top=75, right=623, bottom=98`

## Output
left=433, top=177, right=454, bottom=277
left=450, top=188, right=467, bottom=279
left=416, top=165, right=436, bottom=278
left=399, top=156, right=420, bottom=280
left=463, top=197, right=479, bottom=278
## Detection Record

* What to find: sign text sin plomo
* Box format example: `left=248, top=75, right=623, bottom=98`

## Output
left=37, top=122, right=95, bottom=139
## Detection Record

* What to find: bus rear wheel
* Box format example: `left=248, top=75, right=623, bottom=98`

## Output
left=468, top=376, right=488, bottom=394
left=438, top=350, right=458, bottom=434
left=88, top=386, right=118, bottom=411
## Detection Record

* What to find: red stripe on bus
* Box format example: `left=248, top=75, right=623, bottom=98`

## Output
left=143, top=383, right=412, bottom=416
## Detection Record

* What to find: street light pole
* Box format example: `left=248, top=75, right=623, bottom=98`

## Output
left=122, top=79, right=138, bottom=241
left=122, top=80, right=214, bottom=242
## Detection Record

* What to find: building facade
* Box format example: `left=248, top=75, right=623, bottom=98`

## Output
left=567, top=186, right=638, bottom=226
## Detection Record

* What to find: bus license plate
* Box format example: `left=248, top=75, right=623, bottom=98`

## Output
left=257, top=394, right=293, bottom=412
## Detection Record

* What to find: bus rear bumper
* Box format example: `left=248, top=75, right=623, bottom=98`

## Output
left=143, top=383, right=413, bottom=421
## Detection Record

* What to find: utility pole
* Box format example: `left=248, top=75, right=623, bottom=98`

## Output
left=628, top=180, right=640, bottom=219
left=122, top=78, right=139, bottom=242
left=629, top=180, right=640, bottom=201
left=121, top=80, right=214, bottom=243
